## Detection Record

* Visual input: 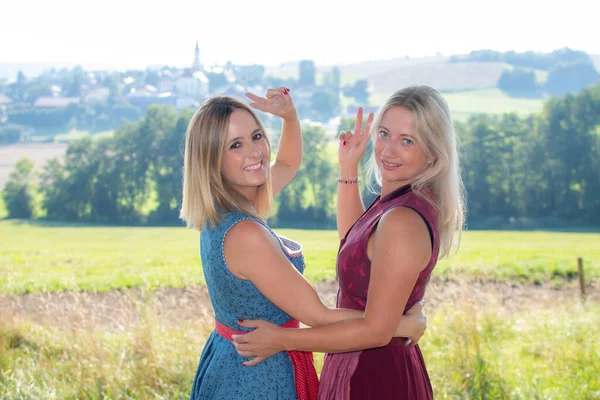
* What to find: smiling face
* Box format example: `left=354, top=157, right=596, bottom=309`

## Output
left=220, top=108, right=270, bottom=202
left=374, top=106, right=429, bottom=192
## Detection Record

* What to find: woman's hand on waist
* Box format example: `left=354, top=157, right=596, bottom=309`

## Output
left=232, top=319, right=285, bottom=366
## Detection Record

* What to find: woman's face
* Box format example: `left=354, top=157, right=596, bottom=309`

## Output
left=220, top=108, right=270, bottom=202
left=374, top=106, right=429, bottom=190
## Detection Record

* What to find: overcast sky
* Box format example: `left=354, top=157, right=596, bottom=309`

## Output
left=2, top=0, right=596, bottom=69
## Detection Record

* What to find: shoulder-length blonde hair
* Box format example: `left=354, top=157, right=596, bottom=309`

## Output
left=367, top=86, right=466, bottom=258
left=180, top=96, right=273, bottom=230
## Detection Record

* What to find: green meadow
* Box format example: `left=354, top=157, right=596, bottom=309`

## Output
left=368, top=89, right=544, bottom=121
left=1, top=220, right=599, bottom=398
left=1, top=220, right=598, bottom=295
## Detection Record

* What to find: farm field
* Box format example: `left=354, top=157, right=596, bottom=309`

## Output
left=0, top=143, right=68, bottom=190
left=1, top=220, right=598, bottom=398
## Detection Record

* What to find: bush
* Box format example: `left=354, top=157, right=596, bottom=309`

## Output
left=0, top=124, right=27, bottom=144
left=2, top=158, right=41, bottom=219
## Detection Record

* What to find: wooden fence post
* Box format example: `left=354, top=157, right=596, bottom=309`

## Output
left=578, top=257, right=585, bottom=300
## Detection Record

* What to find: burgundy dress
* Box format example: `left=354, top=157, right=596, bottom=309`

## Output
left=318, top=185, right=439, bottom=400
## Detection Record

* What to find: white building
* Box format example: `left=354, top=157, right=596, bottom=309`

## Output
left=176, top=69, right=209, bottom=100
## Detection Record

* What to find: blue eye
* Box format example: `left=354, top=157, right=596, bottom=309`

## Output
left=403, top=138, right=413, bottom=145
left=379, top=130, right=389, bottom=137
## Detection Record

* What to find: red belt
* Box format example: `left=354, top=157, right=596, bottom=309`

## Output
left=216, top=319, right=319, bottom=400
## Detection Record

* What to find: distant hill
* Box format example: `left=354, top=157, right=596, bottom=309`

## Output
left=267, top=55, right=546, bottom=117
left=267, top=53, right=600, bottom=118
left=267, top=55, right=551, bottom=92
left=268, top=52, right=600, bottom=92
left=0, top=62, right=129, bottom=80
left=366, top=60, right=513, bottom=92
left=0, top=63, right=74, bottom=80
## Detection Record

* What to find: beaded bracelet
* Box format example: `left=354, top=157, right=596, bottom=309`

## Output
left=337, top=177, right=361, bottom=184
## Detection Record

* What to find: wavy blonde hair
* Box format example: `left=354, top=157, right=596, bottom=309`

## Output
left=367, top=86, right=466, bottom=258
left=180, top=96, right=272, bottom=230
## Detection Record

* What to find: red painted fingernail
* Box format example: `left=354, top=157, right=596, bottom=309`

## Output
left=238, top=319, right=243, bottom=323
left=343, top=141, right=346, bottom=146
left=283, top=89, right=289, bottom=95
left=242, top=363, right=247, bottom=367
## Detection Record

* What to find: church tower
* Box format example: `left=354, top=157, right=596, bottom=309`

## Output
left=192, top=41, right=202, bottom=71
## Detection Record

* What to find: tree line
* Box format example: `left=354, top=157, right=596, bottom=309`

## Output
left=3, top=83, right=600, bottom=228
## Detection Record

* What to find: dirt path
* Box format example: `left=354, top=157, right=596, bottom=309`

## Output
left=1, top=278, right=597, bottom=331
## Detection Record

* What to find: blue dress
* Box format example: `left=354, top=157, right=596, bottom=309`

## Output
left=190, top=212, right=305, bottom=399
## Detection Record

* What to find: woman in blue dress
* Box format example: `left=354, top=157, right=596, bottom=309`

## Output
left=179, top=88, right=426, bottom=400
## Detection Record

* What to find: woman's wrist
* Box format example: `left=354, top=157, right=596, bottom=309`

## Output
left=280, top=328, right=293, bottom=351
left=339, top=164, right=359, bottom=179
left=282, top=111, right=299, bottom=123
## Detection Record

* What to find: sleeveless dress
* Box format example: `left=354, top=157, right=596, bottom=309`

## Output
left=318, top=185, right=440, bottom=400
left=190, top=211, right=307, bottom=399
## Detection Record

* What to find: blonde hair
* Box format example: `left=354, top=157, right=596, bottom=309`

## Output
left=367, top=86, right=466, bottom=258
left=180, top=96, right=273, bottom=230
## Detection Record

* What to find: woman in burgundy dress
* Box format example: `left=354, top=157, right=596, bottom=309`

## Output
left=232, top=85, right=466, bottom=399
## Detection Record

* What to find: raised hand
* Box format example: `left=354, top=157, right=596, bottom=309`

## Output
left=246, top=88, right=297, bottom=122
left=338, top=107, right=374, bottom=167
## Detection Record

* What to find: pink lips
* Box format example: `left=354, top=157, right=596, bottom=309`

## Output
left=381, top=160, right=400, bottom=170
left=243, top=161, right=264, bottom=173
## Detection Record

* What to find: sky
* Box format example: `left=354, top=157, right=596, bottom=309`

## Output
left=1, top=0, right=597, bottom=70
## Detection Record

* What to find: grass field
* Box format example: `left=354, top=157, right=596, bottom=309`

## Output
left=368, top=88, right=544, bottom=120
left=1, top=220, right=599, bottom=398
left=1, top=220, right=598, bottom=295
left=1, top=297, right=598, bottom=399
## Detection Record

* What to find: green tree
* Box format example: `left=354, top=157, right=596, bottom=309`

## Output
left=205, top=71, right=229, bottom=93
left=498, top=68, right=539, bottom=98
left=546, top=61, right=600, bottom=96
left=344, top=79, right=369, bottom=103
left=310, top=89, right=339, bottom=122
left=8, top=71, right=27, bottom=101
left=2, top=158, right=40, bottom=219
left=273, top=125, right=337, bottom=227
left=235, top=65, right=266, bottom=86
left=299, top=60, right=316, bottom=87
left=40, top=157, right=70, bottom=220
left=64, top=75, right=82, bottom=97
left=331, top=66, right=341, bottom=90
left=149, top=109, right=192, bottom=223
left=0, top=124, right=26, bottom=144
left=26, top=84, right=53, bottom=103
left=145, top=70, right=161, bottom=87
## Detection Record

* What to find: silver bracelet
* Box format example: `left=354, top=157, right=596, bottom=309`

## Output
left=337, top=177, right=360, bottom=184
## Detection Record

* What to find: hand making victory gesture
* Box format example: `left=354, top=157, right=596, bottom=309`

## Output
left=338, top=107, right=374, bottom=167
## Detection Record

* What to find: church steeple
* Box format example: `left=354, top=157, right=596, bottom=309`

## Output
left=192, top=41, right=202, bottom=71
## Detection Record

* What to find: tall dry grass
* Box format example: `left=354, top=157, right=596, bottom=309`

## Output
left=2, top=297, right=598, bottom=399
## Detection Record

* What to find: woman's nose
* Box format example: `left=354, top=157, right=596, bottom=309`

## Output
left=249, top=142, right=262, bottom=158
left=382, top=139, right=399, bottom=156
